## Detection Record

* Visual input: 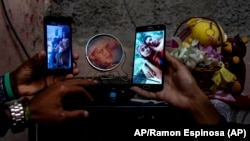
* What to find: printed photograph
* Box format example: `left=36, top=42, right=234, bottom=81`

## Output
left=86, top=34, right=124, bottom=71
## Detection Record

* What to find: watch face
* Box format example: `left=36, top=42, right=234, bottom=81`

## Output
left=86, top=33, right=124, bottom=71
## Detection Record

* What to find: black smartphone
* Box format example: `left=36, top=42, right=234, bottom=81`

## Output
left=44, top=16, right=73, bottom=75
left=132, top=24, right=166, bottom=92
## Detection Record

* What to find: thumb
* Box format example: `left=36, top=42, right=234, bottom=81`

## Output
left=30, top=51, right=46, bottom=67
left=21, top=50, right=46, bottom=71
left=12, top=50, right=46, bottom=78
left=165, top=50, right=181, bottom=71
left=64, top=110, right=89, bottom=119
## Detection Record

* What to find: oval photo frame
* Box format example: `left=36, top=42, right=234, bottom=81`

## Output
left=86, top=33, right=124, bottom=71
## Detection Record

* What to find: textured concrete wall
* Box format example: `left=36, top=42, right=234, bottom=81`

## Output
left=1, top=0, right=250, bottom=140
left=45, top=0, right=250, bottom=79
left=1, top=0, right=250, bottom=76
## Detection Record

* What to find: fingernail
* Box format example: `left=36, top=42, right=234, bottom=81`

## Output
left=84, top=111, right=89, bottom=117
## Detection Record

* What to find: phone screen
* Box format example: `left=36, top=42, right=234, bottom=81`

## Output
left=132, top=24, right=166, bottom=91
left=44, top=16, right=73, bottom=75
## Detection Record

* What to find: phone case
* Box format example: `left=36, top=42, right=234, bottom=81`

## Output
left=132, top=24, right=166, bottom=92
left=43, top=16, right=73, bottom=75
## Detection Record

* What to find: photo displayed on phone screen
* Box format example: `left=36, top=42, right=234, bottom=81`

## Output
left=132, top=25, right=165, bottom=90
left=44, top=17, right=73, bottom=74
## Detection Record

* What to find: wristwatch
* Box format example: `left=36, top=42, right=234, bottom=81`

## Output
left=8, top=100, right=26, bottom=133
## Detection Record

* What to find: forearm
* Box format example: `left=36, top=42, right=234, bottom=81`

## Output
left=0, top=74, right=23, bottom=137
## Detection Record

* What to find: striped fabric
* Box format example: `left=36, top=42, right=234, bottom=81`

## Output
left=211, top=99, right=250, bottom=124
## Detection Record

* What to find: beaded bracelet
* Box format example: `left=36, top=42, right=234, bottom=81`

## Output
left=23, top=99, right=30, bottom=122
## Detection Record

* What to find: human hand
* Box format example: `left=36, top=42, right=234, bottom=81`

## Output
left=28, top=78, right=97, bottom=124
left=10, top=50, right=80, bottom=97
left=130, top=51, right=222, bottom=124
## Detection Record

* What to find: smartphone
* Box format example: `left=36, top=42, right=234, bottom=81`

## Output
left=44, top=16, right=73, bottom=75
left=132, top=24, right=166, bottom=92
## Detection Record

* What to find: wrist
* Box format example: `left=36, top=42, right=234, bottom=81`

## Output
left=9, top=72, right=20, bottom=98
left=0, top=105, right=12, bottom=136
left=187, top=89, right=221, bottom=124
left=0, top=76, right=8, bottom=104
